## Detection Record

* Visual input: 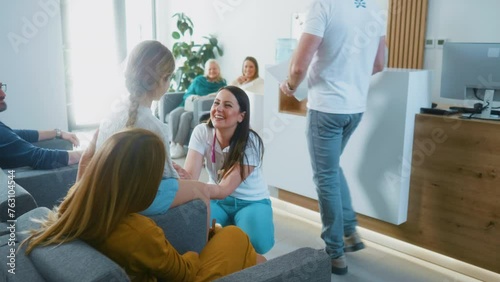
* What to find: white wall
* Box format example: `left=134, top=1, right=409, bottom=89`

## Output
left=424, top=0, right=500, bottom=104
left=0, top=0, right=68, bottom=130
left=158, top=0, right=500, bottom=104
left=2, top=0, right=500, bottom=130
left=158, top=0, right=312, bottom=82
left=158, top=0, right=388, bottom=83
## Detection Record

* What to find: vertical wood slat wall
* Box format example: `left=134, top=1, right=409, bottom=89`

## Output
left=387, top=0, right=428, bottom=69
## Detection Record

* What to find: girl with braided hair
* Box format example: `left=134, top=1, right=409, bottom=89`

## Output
left=96, top=40, right=210, bottom=218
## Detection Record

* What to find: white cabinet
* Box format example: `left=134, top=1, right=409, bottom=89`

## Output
left=263, top=67, right=431, bottom=225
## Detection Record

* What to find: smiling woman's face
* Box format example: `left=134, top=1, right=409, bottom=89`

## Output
left=210, top=89, right=245, bottom=130
left=242, top=60, right=256, bottom=79
left=207, top=62, right=220, bottom=80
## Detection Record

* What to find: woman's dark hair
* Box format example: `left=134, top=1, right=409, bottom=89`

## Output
left=243, top=56, right=259, bottom=80
left=208, top=85, right=264, bottom=182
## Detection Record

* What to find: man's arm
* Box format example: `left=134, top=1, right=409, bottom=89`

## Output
left=2, top=123, right=80, bottom=169
left=280, top=33, right=323, bottom=96
left=372, top=36, right=386, bottom=75
left=38, top=129, right=80, bottom=146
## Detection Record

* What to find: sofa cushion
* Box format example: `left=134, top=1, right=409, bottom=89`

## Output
left=16, top=207, right=130, bottom=282
left=0, top=169, right=38, bottom=222
left=0, top=234, right=46, bottom=282
left=150, top=199, right=207, bottom=254
left=33, top=139, right=73, bottom=150
left=215, top=247, right=331, bottom=282
left=11, top=164, right=78, bottom=208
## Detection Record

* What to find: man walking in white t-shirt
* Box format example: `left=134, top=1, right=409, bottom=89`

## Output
left=280, top=0, right=386, bottom=275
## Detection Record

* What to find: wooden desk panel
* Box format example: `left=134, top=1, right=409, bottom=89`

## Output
left=362, top=114, right=500, bottom=273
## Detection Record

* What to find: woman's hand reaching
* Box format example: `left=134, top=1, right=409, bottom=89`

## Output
left=173, top=161, right=193, bottom=180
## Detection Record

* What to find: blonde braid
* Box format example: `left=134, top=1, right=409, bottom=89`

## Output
left=126, top=94, right=141, bottom=128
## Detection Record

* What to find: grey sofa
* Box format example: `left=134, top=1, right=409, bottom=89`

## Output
left=1, top=139, right=78, bottom=208
left=0, top=201, right=208, bottom=282
left=158, top=91, right=214, bottom=130
left=0, top=169, right=38, bottom=231
left=0, top=175, right=331, bottom=281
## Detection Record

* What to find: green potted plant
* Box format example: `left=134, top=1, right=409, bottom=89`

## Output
left=170, top=13, right=223, bottom=91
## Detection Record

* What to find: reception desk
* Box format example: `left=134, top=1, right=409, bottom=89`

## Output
left=263, top=67, right=431, bottom=224
left=262, top=63, right=500, bottom=272
left=358, top=114, right=500, bottom=273
left=263, top=75, right=500, bottom=271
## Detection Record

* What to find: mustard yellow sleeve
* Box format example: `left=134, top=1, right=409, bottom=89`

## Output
left=95, top=215, right=202, bottom=281
left=127, top=220, right=202, bottom=281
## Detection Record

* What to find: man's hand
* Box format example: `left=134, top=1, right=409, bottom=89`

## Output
left=61, top=131, right=80, bottom=147
left=280, top=80, right=296, bottom=97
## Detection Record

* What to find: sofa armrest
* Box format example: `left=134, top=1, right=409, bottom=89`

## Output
left=214, top=247, right=331, bottom=282
left=0, top=233, right=46, bottom=282
left=33, top=139, right=73, bottom=150
left=158, top=92, right=184, bottom=123
left=149, top=199, right=207, bottom=254
left=13, top=165, right=78, bottom=208
left=13, top=207, right=130, bottom=282
left=0, top=169, right=38, bottom=222
left=192, top=96, right=215, bottom=128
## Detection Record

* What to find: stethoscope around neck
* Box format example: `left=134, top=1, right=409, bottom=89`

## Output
left=211, top=131, right=217, bottom=163
left=211, top=131, right=227, bottom=181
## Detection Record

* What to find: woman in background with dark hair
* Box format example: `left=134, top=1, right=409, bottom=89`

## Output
left=177, top=85, right=275, bottom=254
left=230, top=56, right=265, bottom=94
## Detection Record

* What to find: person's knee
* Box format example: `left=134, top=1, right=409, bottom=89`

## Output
left=216, top=225, right=247, bottom=241
left=250, top=233, right=274, bottom=254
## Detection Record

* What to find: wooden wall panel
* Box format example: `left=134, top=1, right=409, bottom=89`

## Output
left=387, top=0, right=428, bottom=69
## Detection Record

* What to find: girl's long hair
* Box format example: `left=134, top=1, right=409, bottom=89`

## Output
left=23, top=128, right=166, bottom=254
left=208, top=85, right=263, bottom=182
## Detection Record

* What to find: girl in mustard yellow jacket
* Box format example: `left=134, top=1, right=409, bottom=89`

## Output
left=23, top=128, right=264, bottom=281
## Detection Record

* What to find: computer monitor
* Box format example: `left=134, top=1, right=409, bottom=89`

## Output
left=440, top=42, right=500, bottom=119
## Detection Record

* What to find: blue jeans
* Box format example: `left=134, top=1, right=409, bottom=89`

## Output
left=210, top=196, right=275, bottom=254
left=306, top=109, right=363, bottom=259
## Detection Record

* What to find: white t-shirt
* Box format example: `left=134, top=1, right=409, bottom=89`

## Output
left=303, top=0, right=386, bottom=114
left=189, top=124, right=269, bottom=201
left=97, top=98, right=178, bottom=179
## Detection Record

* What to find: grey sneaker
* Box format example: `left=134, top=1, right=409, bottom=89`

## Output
left=344, top=231, right=365, bottom=252
left=331, top=255, right=348, bottom=275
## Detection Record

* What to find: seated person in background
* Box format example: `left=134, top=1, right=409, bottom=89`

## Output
left=230, top=56, right=265, bottom=94
left=97, top=40, right=210, bottom=220
left=0, top=82, right=82, bottom=169
left=176, top=86, right=275, bottom=254
left=23, top=128, right=265, bottom=281
left=169, top=59, right=227, bottom=159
